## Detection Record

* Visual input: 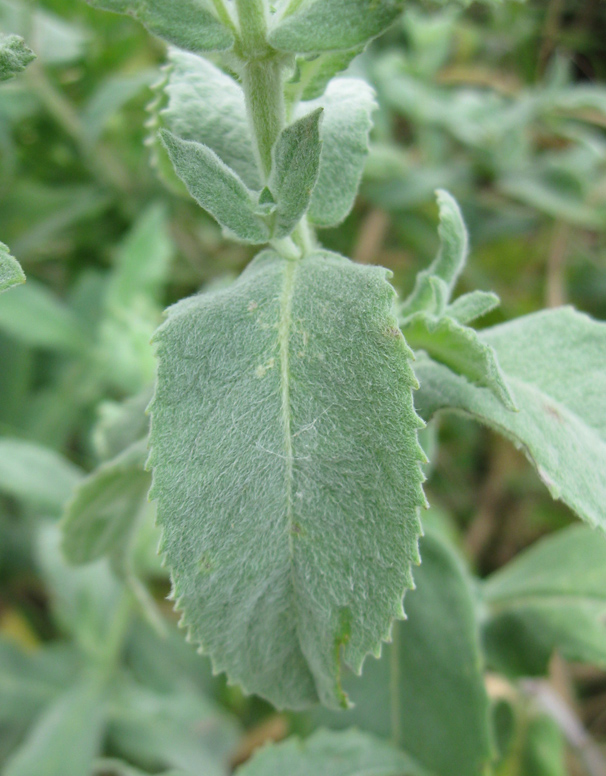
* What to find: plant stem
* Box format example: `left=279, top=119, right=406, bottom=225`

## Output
left=240, top=58, right=285, bottom=182
left=235, top=0, right=285, bottom=183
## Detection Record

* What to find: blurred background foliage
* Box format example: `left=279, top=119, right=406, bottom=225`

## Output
left=0, top=0, right=605, bottom=774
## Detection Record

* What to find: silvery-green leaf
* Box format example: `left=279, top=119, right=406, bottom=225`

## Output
left=61, top=440, right=150, bottom=566
left=0, top=33, right=35, bottom=82
left=86, top=0, right=233, bottom=54
left=149, top=249, right=426, bottom=710
left=0, top=438, right=82, bottom=513
left=160, top=50, right=260, bottom=191
left=414, top=307, right=606, bottom=530
left=0, top=242, right=25, bottom=293
left=446, top=290, right=500, bottom=325
left=4, top=680, right=106, bottom=776
left=402, top=312, right=516, bottom=410
left=287, top=49, right=363, bottom=102
left=161, top=130, right=270, bottom=244
left=401, top=190, right=468, bottom=317
left=269, top=0, right=405, bottom=54
left=108, top=681, right=240, bottom=776
left=313, top=534, right=492, bottom=776
left=235, top=729, right=428, bottom=776
left=0, top=641, right=78, bottom=726
left=301, top=79, right=375, bottom=228
left=269, top=108, right=323, bottom=237
left=482, top=525, right=606, bottom=676
left=93, top=387, right=152, bottom=461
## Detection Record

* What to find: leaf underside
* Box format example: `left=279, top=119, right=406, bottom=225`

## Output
left=149, top=249, right=426, bottom=710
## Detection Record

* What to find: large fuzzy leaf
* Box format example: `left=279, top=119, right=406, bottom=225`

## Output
left=414, top=307, right=606, bottom=530
left=86, top=0, right=233, bottom=54
left=482, top=525, right=606, bottom=676
left=159, top=50, right=261, bottom=191
left=302, top=79, right=376, bottom=228
left=149, top=249, right=426, bottom=710
left=0, top=242, right=25, bottom=293
left=269, top=0, right=405, bottom=54
left=314, top=534, right=492, bottom=776
left=235, top=729, right=428, bottom=776
left=0, top=33, right=35, bottom=82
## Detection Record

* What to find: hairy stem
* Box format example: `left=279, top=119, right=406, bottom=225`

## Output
left=240, top=58, right=286, bottom=182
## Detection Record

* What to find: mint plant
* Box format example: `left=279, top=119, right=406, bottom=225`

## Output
left=2, top=0, right=605, bottom=774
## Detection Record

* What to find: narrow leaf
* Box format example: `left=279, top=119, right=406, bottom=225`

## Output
left=0, top=242, right=25, bottom=292
left=314, top=534, right=493, bottom=776
left=446, top=290, right=500, bottom=325
left=270, top=0, right=405, bottom=53
left=86, top=0, right=233, bottom=54
left=0, top=33, right=35, bottom=82
left=235, top=729, right=428, bottom=776
left=161, top=130, right=270, bottom=244
left=269, top=108, right=324, bottom=237
left=402, top=312, right=517, bottom=410
left=290, top=49, right=362, bottom=102
left=482, top=525, right=606, bottom=676
left=302, top=78, right=376, bottom=228
left=3, top=680, right=106, bottom=776
left=401, top=190, right=468, bottom=317
left=0, top=279, right=89, bottom=353
left=160, top=50, right=260, bottom=190
left=61, top=439, right=150, bottom=566
left=149, top=249, right=426, bottom=709
left=414, top=307, right=606, bottom=530
left=0, top=438, right=82, bottom=513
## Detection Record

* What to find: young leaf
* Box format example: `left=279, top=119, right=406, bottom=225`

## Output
left=288, top=49, right=363, bottom=102
left=302, top=79, right=376, bottom=228
left=0, top=33, right=35, bottom=82
left=159, top=50, right=261, bottom=191
left=446, top=290, right=500, bottom=325
left=482, top=525, right=606, bottom=676
left=400, top=190, right=468, bottom=317
left=161, top=130, right=270, bottom=244
left=401, top=312, right=517, bottom=410
left=414, top=307, right=606, bottom=530
left=3, top=680, right=106, bottom=776
left=93, top=386, right=152, bottom=461
left=235, top=729, right=428, bottom=776
left=149, top=249, right=426, bottom=710
left=268, top=108, right=323, bottom=237
left=0, top=241, right=26, bottom=292
left=269, top=0, right=405, bottom=54
left=86, top=0, right=234, bottom=54
left=61, top=439, right=150, bottom=566
left=313, top=534, right=493, bottom=776
left=0, top=438, right=82, bottom=513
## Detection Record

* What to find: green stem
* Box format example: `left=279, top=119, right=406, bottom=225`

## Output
left=235, top=0, right=268, bottom=55
left=240, top=57, right=285, bottom=183
left=235, top=0, right=285, bottom=183
left=208, top=0, right=237, bottom=33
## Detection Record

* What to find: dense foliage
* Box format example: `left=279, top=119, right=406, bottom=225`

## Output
left=1, top=1, right=606, bottom=775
